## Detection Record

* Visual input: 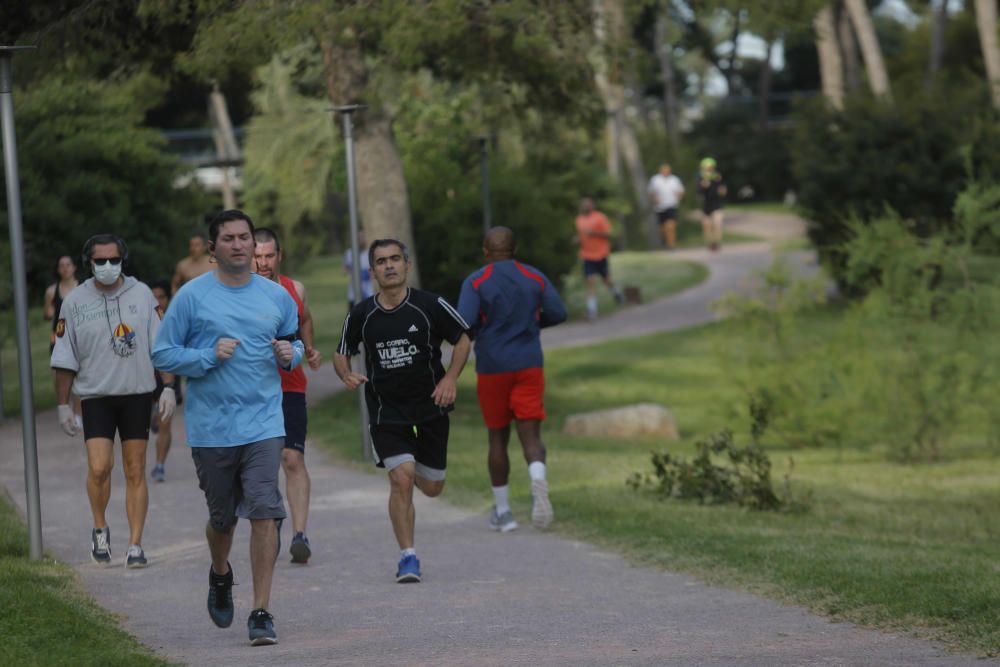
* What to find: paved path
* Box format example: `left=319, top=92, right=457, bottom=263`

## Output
left=1, top=213, right=991, bottom=666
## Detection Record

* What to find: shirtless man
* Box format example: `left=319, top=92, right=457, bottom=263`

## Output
left=171, top=233, right=214, bottom=294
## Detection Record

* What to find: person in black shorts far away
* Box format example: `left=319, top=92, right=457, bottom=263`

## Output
left=153, top=210, right=304, bottom=646
left=254, top=227, right=324, bottom=564
left=647, top=163, right=685, bottom=250
left=50, top=234, right=176, bottom=569
left=334, top=238, right=472, bottom=584
left=148, top=280, right=180, bottom=483
left=697, top=157, right=727, bottom=252
left=45, top=255, right=83, bottom=429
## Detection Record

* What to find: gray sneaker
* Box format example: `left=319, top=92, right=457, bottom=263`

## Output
left=91, top=527, right=112, bottom=565
left=530, top=479, right=554, bottom=529
left=489, top=508, right=518, bottom=533
left=125, top=545, right=148, bottom=569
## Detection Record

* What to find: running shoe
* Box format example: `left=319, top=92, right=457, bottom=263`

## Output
left=91, top=527, right=111, bottom=565
left=248, top=608, right=278, bottom=646
left=530, top=479, right=554, bottom=529
left=289, top=532, right=311, bottom=564
left=207, top=563, right=235, bottom=628
left=614, top=289, right=626, bottom=304
left=150, top=464, right=165, bottom=483
left=125, top=544, right=148, bottom=569
left=395, top=554, right=421, bottom=583
left=489, top=507, right=518, bottom=533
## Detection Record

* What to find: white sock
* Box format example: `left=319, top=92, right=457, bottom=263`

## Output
left=528, top=461, right=546, bottom=482
left=401, top=547, right=416, bottom=558
left=492, top=485, right=511, bottom=515
left=586, top=296, right=598, bottom=318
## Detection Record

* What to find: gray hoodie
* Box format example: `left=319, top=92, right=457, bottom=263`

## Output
left=50, top=276, right=160, bottom=399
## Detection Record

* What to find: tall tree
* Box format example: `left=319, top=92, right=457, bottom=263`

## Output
left=837, top=3, right=863, bottom=92
left=654, top=2, right=681, bottom=147
left=592, top=0, right=654, bottom=246
left=974, top=0, right=1000, bottom=111
left=844, top=0, right=892, bottom=99
left=154, top=0, right=596, bottom=283
left=814, top=4, right=845, bottom=109
left=926, top=0, right=950, bottom=87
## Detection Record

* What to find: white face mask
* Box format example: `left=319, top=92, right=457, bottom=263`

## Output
left=93, top=262, right=122, bottom=286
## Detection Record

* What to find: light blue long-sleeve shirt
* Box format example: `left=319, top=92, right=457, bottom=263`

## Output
left=152, top=271, right=304, bottom=447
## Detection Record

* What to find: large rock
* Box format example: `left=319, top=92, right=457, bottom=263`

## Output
left=562, top=403, right=679, bottom=439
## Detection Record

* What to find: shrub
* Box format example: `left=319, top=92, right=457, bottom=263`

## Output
left=790, top=93, right=1000, bottom=289
left=627, top=430, right=800, bottom=511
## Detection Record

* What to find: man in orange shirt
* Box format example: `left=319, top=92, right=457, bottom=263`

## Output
left=574, top=197, right=624, bottom=321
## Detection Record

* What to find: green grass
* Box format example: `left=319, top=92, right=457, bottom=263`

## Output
left=0, top=307, right=60, bottom=417
left=309, top=307, right=1000, bottom=656
left=558, top=252, right=708, bottom=320
left=0, top=493, right=173, bottom=666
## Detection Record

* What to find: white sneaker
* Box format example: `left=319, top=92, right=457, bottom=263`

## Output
left=530, top=479, right=554, bottom=529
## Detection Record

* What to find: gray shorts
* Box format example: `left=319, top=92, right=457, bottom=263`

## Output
left=191, top=437, right=287, bottom=532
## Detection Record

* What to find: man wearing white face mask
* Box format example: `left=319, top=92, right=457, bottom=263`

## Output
left=50, top=233, right=175, bottom=569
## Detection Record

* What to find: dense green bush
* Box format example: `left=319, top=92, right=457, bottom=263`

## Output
left=0, top=74, right=209, bottom=296
left=687, top=103, right=793, bottom=203
left=716, top=193, right=1000, bottom=462
left=627, top=430, right=796, bottom=511
left=790, top=93, right=1000, bottom=288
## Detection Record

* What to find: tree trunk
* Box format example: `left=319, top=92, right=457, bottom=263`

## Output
left=814, top=5, right=845, bottom=110
left=926, top=0, right=949, bottom=88
left=722, top=9, right=742, bottom=96
left=844, top=0, right=892, bottom=99
left=321, top=39, right=420, bottom=285
left=975, top=0, right=1000, bottom=111
left=654, top=6, right=681, bottom=147
left=758, top=38, right=774, bottom=130
left=836, top=4, right=862, bottom=92
left=592, top=0, right=655, bottom=247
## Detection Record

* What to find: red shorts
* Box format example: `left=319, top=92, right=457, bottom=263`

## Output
left=476, top=367, right=546, bottom=429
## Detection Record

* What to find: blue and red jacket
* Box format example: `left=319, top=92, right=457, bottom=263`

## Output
left=458, top=259, right=567, bottom=374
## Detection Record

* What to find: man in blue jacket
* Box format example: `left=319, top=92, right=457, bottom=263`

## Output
left=458, top=226, right=567, bottom=531
left=153, top=210, right=303, bottom=646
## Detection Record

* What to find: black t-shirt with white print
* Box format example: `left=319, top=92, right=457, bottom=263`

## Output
left=338, top=287, right=470, bottom=425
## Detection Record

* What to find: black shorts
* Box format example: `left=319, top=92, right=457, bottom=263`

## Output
left=282, top=392, right=307, bottom=453
left=582, top=258, right=609, bottom=278
left=191, top=438, right=286, bottom=532
left=369, top=415, right=449, bottom=481
left=656, top=207, right=679, bottom=224
left=81, top=393, right=154, bottom=441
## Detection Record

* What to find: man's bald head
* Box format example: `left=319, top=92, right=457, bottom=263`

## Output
left=483, top=226, right=516, bottom=260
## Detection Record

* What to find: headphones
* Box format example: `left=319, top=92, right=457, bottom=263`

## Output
left=81, top=234, right=129, bottom=269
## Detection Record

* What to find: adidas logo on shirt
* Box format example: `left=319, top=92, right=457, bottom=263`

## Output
left=408, top=324, right=419, bottom=333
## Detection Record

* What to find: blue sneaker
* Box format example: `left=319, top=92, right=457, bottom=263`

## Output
left=289, top=532, right=311, bottom=564
left=207, top=563, right=234, bottom=628
left=395, top=554, right=421, bottom=583
left=150, top=464, right=165, bottom=483
left=247, top=608, right=278, bottom=646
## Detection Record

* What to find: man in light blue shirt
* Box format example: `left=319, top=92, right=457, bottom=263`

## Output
left=153, top=210, right=303, bottom=647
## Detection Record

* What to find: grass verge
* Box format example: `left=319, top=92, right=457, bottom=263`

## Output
left=1, top=306, right=59, bottom=416
left=0, top=493, right=172, bottom=666
left=309, top=307, right=1000, bottom=656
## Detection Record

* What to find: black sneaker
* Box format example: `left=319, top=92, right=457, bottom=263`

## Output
left=248, top=608, right=278, bottom=646
left=207, top=563, right=234, bottom=628
left=91, top=527, right=111, bottom=565
left=289, top=532, right=311, bottom=564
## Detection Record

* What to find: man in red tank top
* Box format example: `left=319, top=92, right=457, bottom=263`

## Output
left=254, top=228, right=323, bottom=563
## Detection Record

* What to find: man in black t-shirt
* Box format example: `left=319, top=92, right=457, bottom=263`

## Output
left=334, top=238, right=472, bottom=584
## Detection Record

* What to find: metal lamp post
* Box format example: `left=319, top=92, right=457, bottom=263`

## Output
left=331, top=105, right=373, bottom=462
left=1, top=45, right=42, bottom=560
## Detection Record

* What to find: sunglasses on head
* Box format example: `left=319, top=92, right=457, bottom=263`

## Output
left=93, top=257, right=122, bottom=266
